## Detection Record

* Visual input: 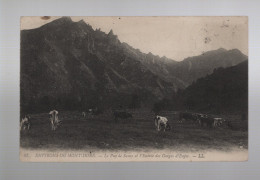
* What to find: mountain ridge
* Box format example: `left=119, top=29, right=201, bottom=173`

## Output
left=20, top=17, right=248, bottom=112
left=175, top=60, right=248, bottom=113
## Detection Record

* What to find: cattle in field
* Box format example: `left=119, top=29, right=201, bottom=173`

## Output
left=179, top=112, right=192, bottom=121
left=154, top=115, right=171, bottom=132
left=82, top=111, right=86, bottom=118
left=20, top=115, right=31, bottom=131
left=179, top=112, right=199, bottom=124
left=49, top=110, right=61, bottom=130
left=113, top=111, right=132, bottom=122
left=193, top=113, right=208, bottom=125
left=199, top=116, right=215, bottom=128
left=196, top=113, right=208, bottom=119
left=194, top=114, right=226, bottom=128
left=82, top=109, right=96, bottom=119
left=213, top=118, right=225, bottom=127
left=86, top=107, right=102, bottom=117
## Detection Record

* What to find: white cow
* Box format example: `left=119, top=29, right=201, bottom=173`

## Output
left=82, top=111, right=86, bottom=118
left=154, top=115, right=171, bottom=132
left=20, top=115, right=31, bottom=131
left=213, top=118, right=225, bottom=127
left=49, top=110, right=61, bottom=130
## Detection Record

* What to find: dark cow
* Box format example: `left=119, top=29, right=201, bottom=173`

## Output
left=196, top=114, right=226, bottom=128
left=179, top=112, right=191, bottom=121
left=113, top=111, right=133, bottom=122
left=193, top=113, right=206, bottom=124
left=179, top=112, right=198, bottom=124
left=199, top=116, right=215, bottom=128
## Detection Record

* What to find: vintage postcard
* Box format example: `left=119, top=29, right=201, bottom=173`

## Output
left=20, top=16, right=248, bottom=162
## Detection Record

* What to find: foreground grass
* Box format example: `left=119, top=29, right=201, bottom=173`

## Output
left=20, top=110, right=248, bottom=152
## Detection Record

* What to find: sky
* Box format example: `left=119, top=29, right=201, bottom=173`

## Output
left=21, top=16, right=248, bottom=61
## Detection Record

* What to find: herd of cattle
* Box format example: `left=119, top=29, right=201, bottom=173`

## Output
left=20, top=110, right=62, bottom=131
left=20, top=109, right=228, bottom=133
left=179, top=112, right=226, bottom=128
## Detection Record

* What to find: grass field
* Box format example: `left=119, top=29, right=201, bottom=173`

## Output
left=20, top=110, right=248, bottom=152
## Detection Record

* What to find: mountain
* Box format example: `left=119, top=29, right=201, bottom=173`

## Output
left=20, top=17, right=248, bottom=113
left=120, top=43, right=185, bottom=90
left=20, top=17, right=176, bottom=112
left=170, top=48, right=248, bottom=86
left=175, top=60, right=248, bottom=113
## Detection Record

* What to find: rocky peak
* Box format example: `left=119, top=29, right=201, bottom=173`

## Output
left=55, top=16, right=73, bottom=24
left=108, top=29, right=114, bottom=36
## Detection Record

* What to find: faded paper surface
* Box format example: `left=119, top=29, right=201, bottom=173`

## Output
left=20, top=148, right=248, bottom=162
left=20, top=16, right=248, bottom=162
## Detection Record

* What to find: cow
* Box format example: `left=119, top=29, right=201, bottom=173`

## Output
left=154, top=115, right=171, bottom=132
left=20, top=115, right=31, bottom=131
left=179, top=112, right=194, bottom=121
left=199, top=116, right=215, bottom=128
left=49, top=110, right=61, bottom=130
left=86, top=109, right=94, bottom=118
left=82, top=111, right=86, bottom=118
left=196, top=113, right=207, bottom=119
left=190, top=113, right=207, bottom=126
left=213, top=118, right=225, bottom=127
left=179, top=112, right=199, bottom=125
left=113, top=111, right=133, bottom=123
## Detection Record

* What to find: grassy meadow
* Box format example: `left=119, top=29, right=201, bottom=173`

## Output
left=20, top=110, right=248, bottom=152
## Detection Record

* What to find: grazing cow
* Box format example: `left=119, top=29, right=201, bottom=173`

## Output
left=180, top=112, right=195, bottom=121
left=154, top=115, right=171, bottom=132
left=113, top=111, right=132, bottom=122
left=199, top=116, right=215, bottom=128
left=196, top=113, right=207, bottom=118
left=20, top=115, right=31, bottom=131
left=213, top=118, right=225, bottom=127
left=179, top=112, right=199, bottom=124
left=49, top=110, right=61, bottom=130
left=193, top=113, right=207, bottom=126
left=191, top=113, right=201, bottom=124
left=82, top=111, right=86, bottom=118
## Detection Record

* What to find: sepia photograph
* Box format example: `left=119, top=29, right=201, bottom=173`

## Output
left=20, top=16, right=248, bottom=162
